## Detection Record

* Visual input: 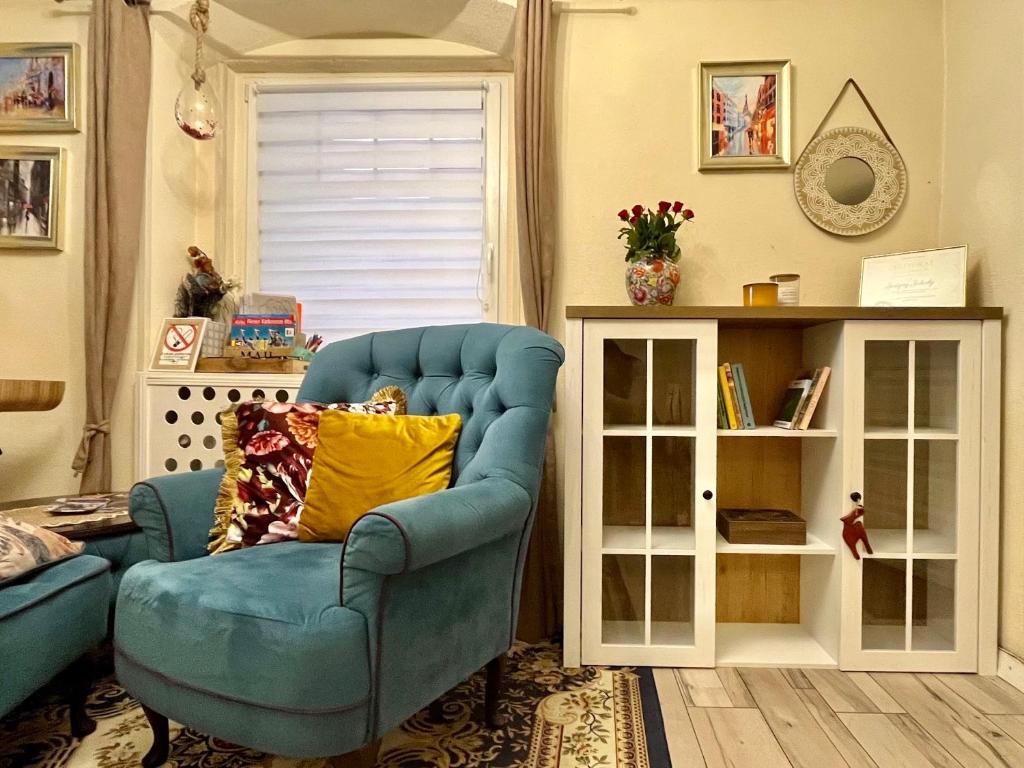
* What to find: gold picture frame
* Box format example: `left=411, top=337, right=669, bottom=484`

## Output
left=0, top=145, right=65, bottom=251
left=0, top=44, right=80, bottom=133
left=699, top=59, right=791, bottom=171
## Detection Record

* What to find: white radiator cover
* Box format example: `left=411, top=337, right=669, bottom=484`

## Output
left=137, top=373, right=305, bottom=481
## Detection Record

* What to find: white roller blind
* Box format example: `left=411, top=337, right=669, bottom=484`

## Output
left=256, top=85, right=489, bottom=342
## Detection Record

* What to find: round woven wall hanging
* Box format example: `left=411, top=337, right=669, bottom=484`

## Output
left=794, top=125, right=907, bottom=237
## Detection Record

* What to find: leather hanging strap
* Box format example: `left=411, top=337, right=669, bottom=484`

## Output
left=796, top=77, right=903, bottom=165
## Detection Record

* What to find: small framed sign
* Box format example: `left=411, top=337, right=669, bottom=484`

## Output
left=150, top=317, right=208, bottom=372
left=859, top=246, right=968, bottom=307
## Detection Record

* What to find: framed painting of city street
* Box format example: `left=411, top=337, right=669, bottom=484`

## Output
left=699, top=60, right=791, bottom=170
left=0, top=44, right=79, bottom=133
left=0, top=146, right=65, bottom=251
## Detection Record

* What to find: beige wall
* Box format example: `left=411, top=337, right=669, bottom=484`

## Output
left=0, top=4, right=90, bottom=501
left=940, top=0, right=1024, bottom=657
left=549, top=0, right=946, bottom=348
left=0, top=2, right=201, bottom=503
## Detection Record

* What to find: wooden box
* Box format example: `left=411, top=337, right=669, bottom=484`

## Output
left=716, top=508, right=806, bottom=545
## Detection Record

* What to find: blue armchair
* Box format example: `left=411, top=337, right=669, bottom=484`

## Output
left=114, top=323, right=563, bottom=766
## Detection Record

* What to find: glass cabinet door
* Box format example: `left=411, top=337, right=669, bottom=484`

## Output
left=582, top=320, right=717, bottom=666
left=842, top=323, right=980, bottom=672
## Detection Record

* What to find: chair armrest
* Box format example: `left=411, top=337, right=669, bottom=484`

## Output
left=342, top=476, right=533, bottom=577
left=129, top=469, right=223, bottom=562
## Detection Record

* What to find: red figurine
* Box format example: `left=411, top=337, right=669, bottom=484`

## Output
left=841, top=505, right=873, bottom=560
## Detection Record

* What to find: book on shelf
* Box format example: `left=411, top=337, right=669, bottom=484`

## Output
left=794, top=366, right=831, bottom=429
left=732, top=363, right=757, bottom=429
left=723, top=363, right=745, bottom=429
left=717, top=365, right=739, bottom=429
left=717, top=376, right=728, bottom=429
left=773, top=378, right=814, bottom=429
left=717, top=362, right=755, bottom=430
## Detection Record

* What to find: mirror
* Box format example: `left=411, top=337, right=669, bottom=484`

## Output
left=793, top=126, right=907, bottom=237
left=825, top=156, right=875, bottom=205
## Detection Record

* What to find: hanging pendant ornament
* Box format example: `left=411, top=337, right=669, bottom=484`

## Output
left=175, top=0, right=219, bottom=140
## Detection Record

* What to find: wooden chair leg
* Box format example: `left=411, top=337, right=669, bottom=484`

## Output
left=484, top=653, right=507, bottom=729
left=328, top=738, right=381, bottom=768
left=67, top=655, right=96, bottom=739
left=428, top=699, right=446, bottom=722
left=140, top=705, right=170, bottom=768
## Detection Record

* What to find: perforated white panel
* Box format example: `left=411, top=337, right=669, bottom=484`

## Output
left=137, top=373, right=305, bottom=480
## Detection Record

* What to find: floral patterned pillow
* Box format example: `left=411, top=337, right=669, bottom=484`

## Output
left=0, top=516, right=84, bottom=584
left=208, top=387, right=405, bottom=553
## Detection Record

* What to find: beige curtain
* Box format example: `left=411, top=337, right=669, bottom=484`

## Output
left=73, top=0, right=152, bottom=491
left=514, top=0, right=560, bottom=642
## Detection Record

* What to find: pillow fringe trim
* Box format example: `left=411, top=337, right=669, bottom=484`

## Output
left=208, top=408, right=244, bottom=554
left=371, top=386, right=407, bottom=415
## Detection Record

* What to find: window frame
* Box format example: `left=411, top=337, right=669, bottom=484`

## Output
left=230, top=71, right=515, bottom=334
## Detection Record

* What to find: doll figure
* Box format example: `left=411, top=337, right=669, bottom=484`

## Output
left=841, top=505, right=874, bottom=560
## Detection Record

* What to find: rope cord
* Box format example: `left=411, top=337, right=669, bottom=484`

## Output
left=189, top=0, right=210, bottom=88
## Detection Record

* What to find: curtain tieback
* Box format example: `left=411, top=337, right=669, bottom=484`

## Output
left=72, top=420, right=111, bottom=475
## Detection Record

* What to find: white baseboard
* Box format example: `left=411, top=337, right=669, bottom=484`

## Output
left=998, top=648, right=1024, bottom=691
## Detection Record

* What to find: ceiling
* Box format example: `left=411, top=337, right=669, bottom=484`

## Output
left=195, top=0, right=517, bottom=58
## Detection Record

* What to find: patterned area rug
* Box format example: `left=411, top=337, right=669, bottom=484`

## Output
left=0, top=642, right=669, bottom=768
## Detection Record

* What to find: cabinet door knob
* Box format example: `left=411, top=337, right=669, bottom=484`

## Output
left=703, top=490, right=714, bottom=501
left=850, top=491, right=862, bottom=503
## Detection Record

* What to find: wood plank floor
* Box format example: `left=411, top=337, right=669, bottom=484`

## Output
left=655, top=667, right=1024, bottom=767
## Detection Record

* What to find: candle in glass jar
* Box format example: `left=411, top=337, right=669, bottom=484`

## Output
left=742, top=282, right=779, bottom=307
left=770, top=273, right=800, bottom=306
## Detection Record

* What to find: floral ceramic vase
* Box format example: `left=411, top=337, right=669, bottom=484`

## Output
left=626, top=256, right=680, bottom=306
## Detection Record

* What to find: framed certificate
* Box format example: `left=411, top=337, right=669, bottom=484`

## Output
left=859, top=246, right=968, bottom=307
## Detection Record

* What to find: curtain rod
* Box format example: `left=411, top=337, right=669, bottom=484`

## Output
left=51, top=0, right=242, bottom=56
left=552, top=2, right=638, bottom=14
left=54, top=0, right=152, bottom=5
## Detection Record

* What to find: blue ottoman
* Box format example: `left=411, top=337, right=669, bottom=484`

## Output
left=0, top=554, right=112, bottom=735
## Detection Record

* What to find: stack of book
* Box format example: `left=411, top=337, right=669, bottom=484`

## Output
left=773, top=367, right=831, bottom=430
left=717, top=363, right=756, bottom=429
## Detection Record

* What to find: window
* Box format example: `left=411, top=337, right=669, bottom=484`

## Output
left=253, top=81, right=503, bottom=342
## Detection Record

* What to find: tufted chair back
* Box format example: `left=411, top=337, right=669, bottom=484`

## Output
left=298, top=324, right=564, bottom=504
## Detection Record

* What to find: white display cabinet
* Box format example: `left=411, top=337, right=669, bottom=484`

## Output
left=563, top=307, right=1002, bottom=674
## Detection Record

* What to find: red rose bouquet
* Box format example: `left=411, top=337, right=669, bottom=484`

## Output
left=617, top=200, right=695, bottom=263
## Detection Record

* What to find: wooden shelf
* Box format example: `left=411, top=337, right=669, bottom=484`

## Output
left=717, top=427, right=837, bottom=438
left=602, top=525, right=695, bottom=554
left=602, top=424, right=697, bottom=437
left=865, top=426, right=958, bottom=440
left=600, top=620, right=696, bottom=648
left=567, top=305, right=1003, bottom=324
left=651, top=621, right=695, bottom=647
left=862, top=529, right=957, bottom=558
left=602, top=620, right=644, bottom=646
left=716, top=531, right=835, bottom=556
left=716, top=623, right=837, bottom=667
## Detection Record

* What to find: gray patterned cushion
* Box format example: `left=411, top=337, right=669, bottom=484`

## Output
left=0, top=516, right=83, bottom=584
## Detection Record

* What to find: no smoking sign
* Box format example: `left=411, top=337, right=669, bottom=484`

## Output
left=164, top=323, right=197, bottom=352
left=151, top=318, right=207, bottom=371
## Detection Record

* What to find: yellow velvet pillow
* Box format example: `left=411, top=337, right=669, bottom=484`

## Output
left=298, top=411, right=462, bottom=542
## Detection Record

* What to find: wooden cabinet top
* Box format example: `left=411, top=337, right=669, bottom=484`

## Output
left=565, top=306, right=1003, bottom=326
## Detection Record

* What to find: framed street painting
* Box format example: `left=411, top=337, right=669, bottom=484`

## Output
left=699, top=60, right=791, bottom=171
left=0, top=44, right=79, bottom=133
left=0, top=146, right=65, bottom=251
